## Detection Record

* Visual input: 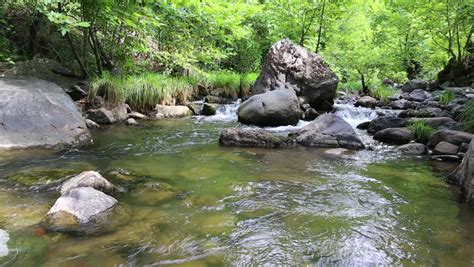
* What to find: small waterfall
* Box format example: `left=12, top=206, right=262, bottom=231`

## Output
left=196, top=100, right=241, bottom=122
left=332, top=104, right=378, bottom=129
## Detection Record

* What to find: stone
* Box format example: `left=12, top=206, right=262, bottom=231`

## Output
left=60, top=171, right=115, bottom=195
left=398, top=143, right=428, bottom=155
left=204, top=96, right=232, bottom=104
left=238, top=89, right=301, bottom=127
left=125, top=118, right=138, bottom=125
left=356, top=121, right=370, bottom=130
left=0, top=78, right=90, bottom=150
left=402, top=79, right=428, bottom=93
left=399, top=108, right=449, bottom=118
left=367, top=117, right=408, bottom=134
left=373, top=128, right=413, bottom=145
left=128, top=111, right=148, bottom=120
left=355, top=96, right=378, bottom=108
left=407, top=89, right=431, bottom=102
left=87, top=108, right=115, bottom=124
left=65, top=84, right=88, bottom=101
left=155, top=105, right=193, bottom=119
left=219, top=128, right=290, bottom=148
left=187, top=103, right=202, bottom=115
left=433, top=141, right=459, bottom=155
left=110, top=103, right=128, bottom=122
left=252, top=39, right=338, bottom=111
left=428, top=130, right=474, bottom=147
left=45, top=187, right=118, bottom=231
left=303, top=108, right=319, bottom=121
left=201, top=103, right=217, bottom=116
left=291, top=114, right=365, bottom=149
left=391, top=99, right=412, bottom=110
left=446, top=141, right=474, bottom=206
left=85, top=119, right=100, bottom=129
left=408, top=117, right=459, bottom=130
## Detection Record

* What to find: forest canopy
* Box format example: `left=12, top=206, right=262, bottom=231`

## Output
left=1, top=0, right=473, bottom=88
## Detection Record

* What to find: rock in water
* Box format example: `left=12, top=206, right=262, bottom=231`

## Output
left=0, top=78, right=90, bottom=150
left=446, top=141, right=474, bottom=206
left=398, top=143, right=428, bottom=155
left=355, top=96, right=378, bottom=108
left=60, top=171, right=115, bottom=195
left=0, top=230, right=9, bottom=257
left=292, top=114, right=365, bottom=149
left=155, top=105, right=193, bottom=119
left=219, top=128, right=290, bottom=148
left=45, top=187, right=118, bottom=231
left=373, top=128, right=413, bottom=145
left=238, top=90, right=301, bottom=127
left=252, top=39, right=338, bottom=111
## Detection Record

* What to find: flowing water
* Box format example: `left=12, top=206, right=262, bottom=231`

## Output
left=0, top=102, right=473, bottom=266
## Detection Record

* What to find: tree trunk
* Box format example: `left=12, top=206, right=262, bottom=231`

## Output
left=315, top=0, right=326, bottom=53
left=66, top=33, right=88, bottom=78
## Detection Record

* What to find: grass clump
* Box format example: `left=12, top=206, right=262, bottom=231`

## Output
left=204, top=72, right=258, bottom=98
left=439, top=90, right=455, bottom=105
left=369, top=84, right=399, bottom=103
left=460, top=99, right=474, bottom=133
left=337, top=81, right=363, bottom=93
left=407, top=120, right=434, bottom=143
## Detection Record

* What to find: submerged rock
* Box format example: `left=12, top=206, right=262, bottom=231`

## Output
left=45, top=187, right=118, bottom=232
left=446, top=141, right=474, bottom=205
left=373, top=128, right=413, bottom=145
left=219, top=128, right=290, bottom=148
left=238, top=90, right=301, bottom=127
left=60, top=171, right=115, bottom=195
left=292, top=114, right=364, bottom=149
left=0, top=78, right=90, bottom=150
left=398, top=143, right=428, bottom=155
left=252, top=39, right=338, bottom=111
left=155, top=105, right=193, bottom=119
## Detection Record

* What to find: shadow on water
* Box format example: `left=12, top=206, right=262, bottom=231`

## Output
left=0, top=103, right=473, bottom=266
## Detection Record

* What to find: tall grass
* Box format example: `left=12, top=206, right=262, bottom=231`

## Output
left=204, top=72, right=258, bottom=98
left=369, top=84, right=399, bottom=103
left=407, top=120, right=434, bottom=143
left=439, top=90, right=455, bottom=105
left=461, top=99, right=474, bottom=133
left=337, top=81, right=363, bottom=93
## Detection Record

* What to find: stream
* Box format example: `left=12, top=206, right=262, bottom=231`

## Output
left=0, top=102, right=473, bottom=266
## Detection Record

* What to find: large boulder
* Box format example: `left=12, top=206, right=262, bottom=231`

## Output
left=0, top=78, right=90, bottom=150
left=60, top=171, right=115, bottom=195
left=428, top=130, right=474, bottom=147
left=252, top=39, right=338, bottom=111
left=373, top=128, right=413, bottom=145
left=219, top=128, right=290, bottom=148
left=367, top=117, right=408, bottom=134
left=291, top=114, right=364, bottom=149
left=238, top=89, right=301, bottom=127
left=446, top=141, right=474, bottom=206
left=44, top=187, right=118, bottom=232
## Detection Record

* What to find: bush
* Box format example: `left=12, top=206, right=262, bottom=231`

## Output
left=407, top=120, right=434, bottom=143
left=439, top=90, right=455, bottom=105
left=461, top=99, right=474, bottom=133
left=337, top=80, right=363, bottom=93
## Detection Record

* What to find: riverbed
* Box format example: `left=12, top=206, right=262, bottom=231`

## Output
left=0, top=103, right=473, bottom=266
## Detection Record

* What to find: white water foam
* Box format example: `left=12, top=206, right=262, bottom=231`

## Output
left=332, top=103, right=378, bottom=129
left=195, top=100, right=241, bottom=123
left=0, top=229, right=9, bottom=257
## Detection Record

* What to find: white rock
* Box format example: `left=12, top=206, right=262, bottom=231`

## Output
left=61, top=171, right=115, bottom=195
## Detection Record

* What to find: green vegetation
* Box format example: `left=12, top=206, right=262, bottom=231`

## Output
left=204, top=72, right=258, bottom=99
left=439, top=90, right=455, bottom=105
left=408, top=120, right=435, bottom=143
left=369, top=84, right=399, bottom=103
left=460, top=99, right=474, bottom=133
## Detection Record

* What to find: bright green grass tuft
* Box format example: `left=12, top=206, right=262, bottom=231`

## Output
left=204, top=72, right=257, bottom=98
left=407, top=120, right=434, bottom=143
left=369, top=85, right=399, bottom=103
left=439, top=90, right=455, bottom=105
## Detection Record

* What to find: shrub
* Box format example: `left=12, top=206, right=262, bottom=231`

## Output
left=439, top=90, right=455, bottom=105
left=337, top=80, right=363, bottom=93
left=407, top=120, right=434, bottom=143
left=461, top=99, right=474, bottom=133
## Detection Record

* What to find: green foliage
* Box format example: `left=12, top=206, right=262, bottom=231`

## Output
left=439, top=90, right=455, bottom=105
left=460, top=99, right=474, bottom=133
left=204, top=72, right=257, bottom=98
left=408, top=120, right=434, bottom=143
left=369, top=84, right=399, bottom=103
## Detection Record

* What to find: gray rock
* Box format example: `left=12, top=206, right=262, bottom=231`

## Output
left=110, top=103, right=128, bottom=122
left=66, top=84, right=88, bottom=101
left=204, top=95, right=232, bottom=104
left=460, top=143, right=470, bottom=153
left=253, top=39, right=338, bottom=111
left=303, top=108, right=319, bottom=121
left=357, top=121, right=370, bottom=130
left=433, top=141, right=459, bottom=155
left=155, top=105, right=193, bottom=119
left=367, top=117, right=408, bottom=134
left=292, top=114, right=365, bottom=149
left=355, top=96, right=378, bottom=108
left=201, top=103, right=217, bottom=116
left=125, top=118, right=138, bottom=125
left=428, top=130, right=474, bottom=147
left=399, top=107, right=449, bottom=118
left=402, top=80, right=428, bottom=93
left=219, top=128, right=290, bottom=148
left=0, top=78, right=90, bottom=150
left=373, top=128, right=413, bottom=145
left=407, top=89, right=431, bottom=102
left=238, top=89, right=301, bottom=127
left=187, top=103, right=202, bottom=115
left=87, top=108, right=115, bottom=124
left=128, top=111, right=148, bottom=120
left=398, top=143, right=428, bottom=155
left=85, top=119, right=100, bottom=129
left=45, top=187, right=118, bottom=231
left=446, top=141, right=474, bottom=207
left=60, top=171, right=115, bottom=195
left=391, top=99, right=412, bottom=110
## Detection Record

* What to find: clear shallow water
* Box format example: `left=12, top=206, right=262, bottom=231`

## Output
left=0, top=104, right=473, bottom=266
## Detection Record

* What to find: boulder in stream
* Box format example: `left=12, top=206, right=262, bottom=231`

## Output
left=355, top=96, right=378, bottom=108
left=60, top=171, right=116, bottom=195
left=0, top=78, right=90, bottom=150
left=398, top=143, right=428, bottom=155
left=373, top=127, right=413, bottom=145
left=219, top=128, right=290, bottom=148
left=291, top=114, right=365, bottom=149
left=238, top=89, right=301, bottom=127
left=428, top=130, right=474, bottom=147
left=155, top=105, right=193, bottom=119
left=367, top=116, right=408, bottom=134
left=252, top=39, right=338, bottom=111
